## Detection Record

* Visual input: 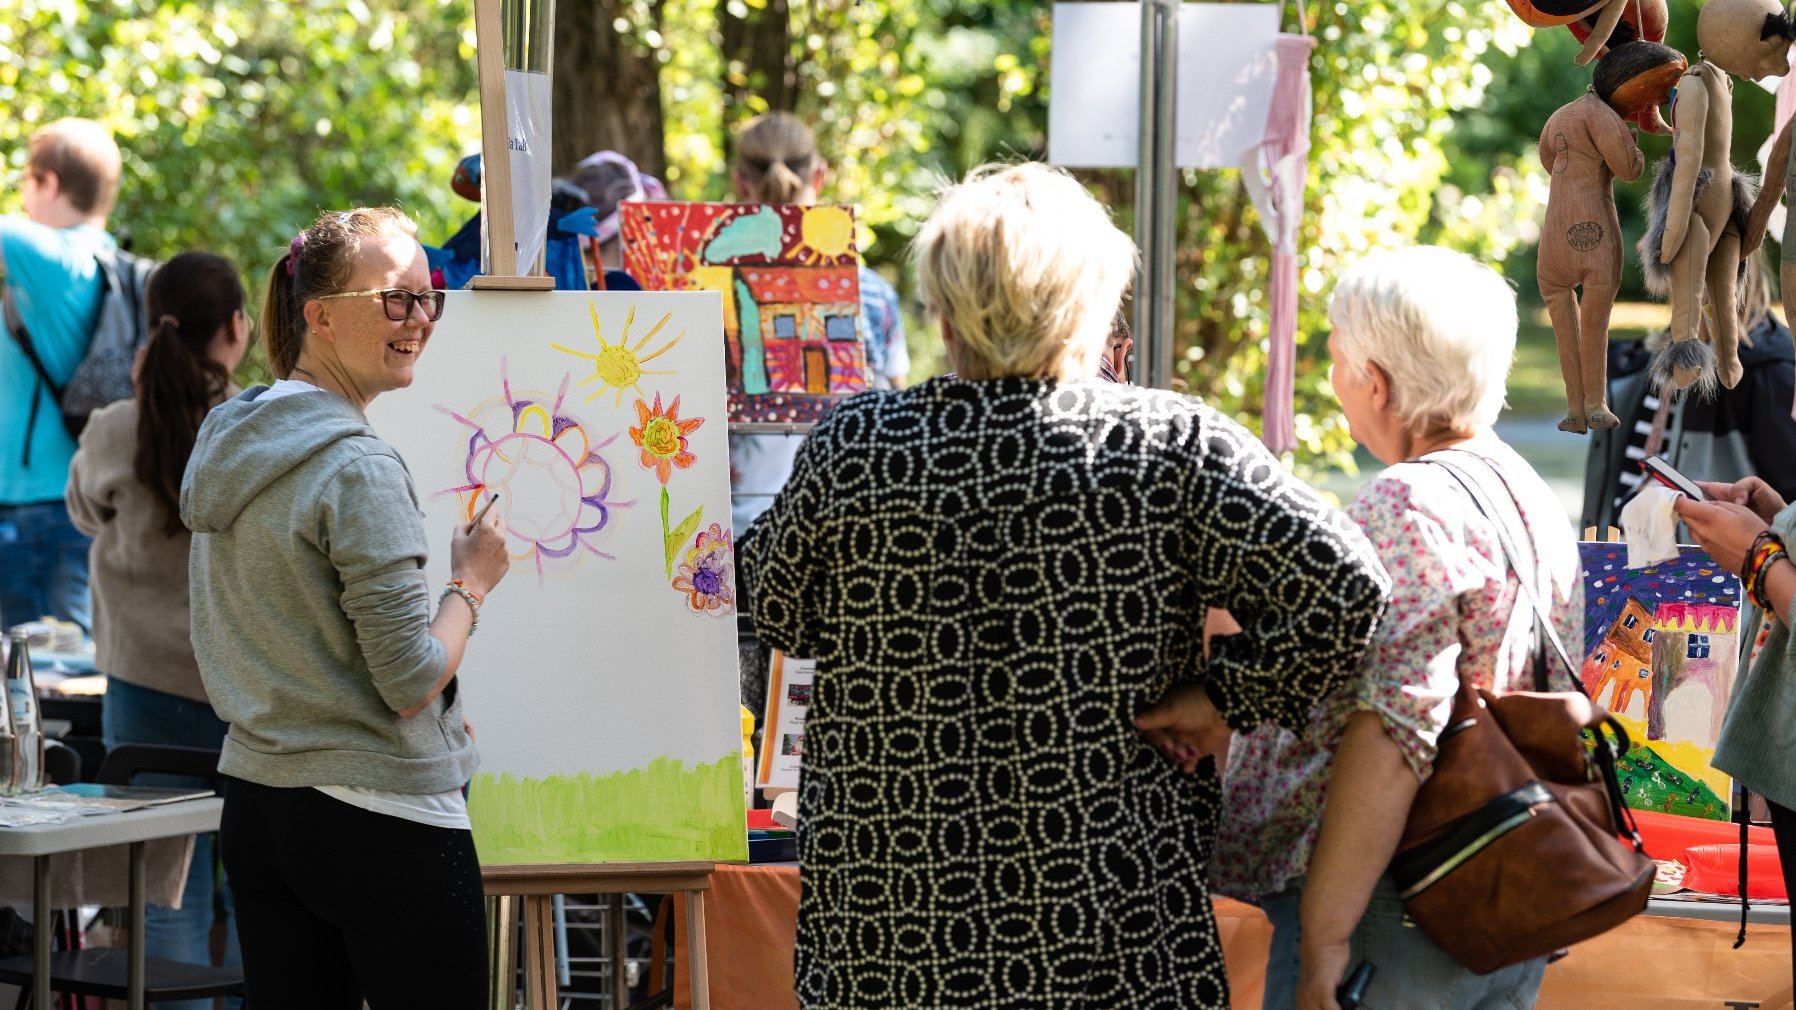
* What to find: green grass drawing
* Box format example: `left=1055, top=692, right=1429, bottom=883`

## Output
left=469, top=754, right=749, bottom=865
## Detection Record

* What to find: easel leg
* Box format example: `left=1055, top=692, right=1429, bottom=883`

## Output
left=609, top=896, right=629, bottom=1008
left=487, top=895, right=517, bottom=1010
left=685, top=890, right=710, bottom=1010
left=522, top=895, right=557, bottom=1010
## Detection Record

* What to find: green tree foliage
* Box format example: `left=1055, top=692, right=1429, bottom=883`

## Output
left=0, top=0, right=479, bottom=274
left=6, top=0, right=1560, bottom=475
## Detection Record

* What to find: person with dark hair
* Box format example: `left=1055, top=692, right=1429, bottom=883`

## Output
left=65, top=251, right=248, bottom=1006
left=1, top=117, right=123, bottom=633
left=181, top=208, right=509, bottom=1008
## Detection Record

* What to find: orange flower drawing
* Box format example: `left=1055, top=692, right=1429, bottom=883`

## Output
left=629, top=392, right=703, bottom=484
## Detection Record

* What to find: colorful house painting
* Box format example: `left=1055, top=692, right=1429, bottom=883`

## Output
left=620, top=201, right=869, bottom=424
left=1580, top=543, right=1742, bottom=821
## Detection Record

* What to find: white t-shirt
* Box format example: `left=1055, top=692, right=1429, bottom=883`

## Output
left=260, top=379, right=472, bottom=831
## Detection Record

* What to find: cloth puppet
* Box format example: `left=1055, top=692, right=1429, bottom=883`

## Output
left=1641, top=60, right=1758, bottom=394
left=1726, top=0, right=1796, bottom=394
left=1566, top=0, right=1673, bottom=133
left=1503, top=0, right=1646, bottom=65
left=1240, top=32, right=1318, bottom=455
left=1538, top=42, right=1679, bottom=433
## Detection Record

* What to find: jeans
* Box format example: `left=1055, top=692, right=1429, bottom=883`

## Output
left=102, top=678, right=241, bottom=1010
left=0, top=501, right=91, bottom=634
left=1260, top=875, right=1546, bottom=1010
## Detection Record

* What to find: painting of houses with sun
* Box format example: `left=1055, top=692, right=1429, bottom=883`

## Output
left=366, top=289, right=746, bottom=866
left=1580, top=543, right=1742, bottom=821
left=620, top=200, right=870, bottom=424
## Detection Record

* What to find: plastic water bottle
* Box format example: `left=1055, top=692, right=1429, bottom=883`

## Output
left=0, top=634, right=24, bottom=795
left=4, top=630, right=43, bottom=794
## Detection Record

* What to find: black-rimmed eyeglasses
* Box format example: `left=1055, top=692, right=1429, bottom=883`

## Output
left=316, top=288, right=447, bottom=322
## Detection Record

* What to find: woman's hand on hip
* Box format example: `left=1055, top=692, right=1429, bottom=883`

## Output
left=1134, top=684, right=1231, bottom=774
left=1672, top=497, right=1770, bottom=576
left=1695, top=477, right=1786, bottom=523
left=450, top=509, right=511, bottom=598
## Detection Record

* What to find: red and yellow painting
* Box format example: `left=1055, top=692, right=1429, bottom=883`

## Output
left=621, top=201, right=868, bottom=424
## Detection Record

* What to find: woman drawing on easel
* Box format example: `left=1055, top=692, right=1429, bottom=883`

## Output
left=182, top=208, right=510, bottom=1009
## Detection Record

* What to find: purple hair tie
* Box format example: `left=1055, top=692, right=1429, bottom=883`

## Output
left=287, top=233, right=306, bottom=275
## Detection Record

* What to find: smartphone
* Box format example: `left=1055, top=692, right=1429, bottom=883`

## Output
left=1641, top=455, right=1704, bottom=501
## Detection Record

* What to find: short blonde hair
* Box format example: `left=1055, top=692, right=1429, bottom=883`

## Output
left=913, top=163, right=1136, bottom=381
left=1328, top=246, right=1515, bottom=432
left=27, top=118, right=122, bottom=217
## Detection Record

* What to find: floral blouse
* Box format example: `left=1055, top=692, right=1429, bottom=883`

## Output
left=1209, top=435, right=1585, bottom=900
left=742, top=377, right=1389, bottom=1010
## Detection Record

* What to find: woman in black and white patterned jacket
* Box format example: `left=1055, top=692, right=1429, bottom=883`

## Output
left=740, top=162, right=1391, bottom=1010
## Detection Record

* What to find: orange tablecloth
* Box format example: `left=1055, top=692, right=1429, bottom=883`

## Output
left=674, top=864, right=1793, bottom=1010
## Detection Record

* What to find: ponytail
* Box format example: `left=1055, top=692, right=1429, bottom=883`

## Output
left=260, top=252, right=305, bottom=379
left=134, top=252, right=243, bottom=535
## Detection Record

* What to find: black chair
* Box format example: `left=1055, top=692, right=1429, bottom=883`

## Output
left=41, top=741, right=78, bottom=787
left=0, top=744, right=244, bottom=1007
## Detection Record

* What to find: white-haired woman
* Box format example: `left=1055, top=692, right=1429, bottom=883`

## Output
left=1152, top=247, right=1582, bottom=1010
left=740, top=162, right=1390, bottom=1010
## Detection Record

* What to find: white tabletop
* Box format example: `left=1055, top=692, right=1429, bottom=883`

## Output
left=1647, top=896, right=1791, bottom=926
left=0, top=798, right=223, bottom=858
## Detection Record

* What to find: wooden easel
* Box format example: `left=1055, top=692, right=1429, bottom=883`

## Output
left=484, top=862, right=714, bottom=1010
left=469, top=0, right=554, bottom=292
left=468, top=5, right=715, bottom=1007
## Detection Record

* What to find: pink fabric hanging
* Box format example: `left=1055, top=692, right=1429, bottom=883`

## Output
left=1241, top=33, right=1317, bottom=455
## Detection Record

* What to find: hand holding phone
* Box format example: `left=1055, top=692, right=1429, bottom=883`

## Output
left=1641, top=455, right=1704, bottom=501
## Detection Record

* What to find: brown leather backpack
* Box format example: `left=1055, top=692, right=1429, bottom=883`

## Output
left=1387, top=455, right=1654, bottom=975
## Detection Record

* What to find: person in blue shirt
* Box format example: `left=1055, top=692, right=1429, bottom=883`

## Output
left=0, top=118, right=120, bottom=634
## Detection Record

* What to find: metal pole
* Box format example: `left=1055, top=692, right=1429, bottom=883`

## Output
left=1133, top=0, right=1159, bottom=384
left=1150, top=0, right=1179, bottom=391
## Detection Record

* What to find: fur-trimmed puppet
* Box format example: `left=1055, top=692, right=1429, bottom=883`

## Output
left=1540, top=43, right=1680, bottom=433
left=1568, top=0, right=1674, bottom=132
left=1642, top=60, right=1758, bottom=393
left=1504, top=0, right=1652, bottom=65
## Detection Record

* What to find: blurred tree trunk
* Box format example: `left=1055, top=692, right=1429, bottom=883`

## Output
left=719, top=0, right=794, bottom=161
left=552, top=0, right=666, bottom=177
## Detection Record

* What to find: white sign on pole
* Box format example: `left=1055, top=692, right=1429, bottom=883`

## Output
left=1047, top=2, right=1280, bottom=169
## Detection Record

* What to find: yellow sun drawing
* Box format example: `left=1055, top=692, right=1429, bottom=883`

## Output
left=551, top=301, right=684, bottom=408
left=786, top=206, right=856, bottom=264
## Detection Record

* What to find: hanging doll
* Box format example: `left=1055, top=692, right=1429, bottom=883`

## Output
left=1717, top=0, right=1796, bottom=348
left=1567, top=0, right=1673, bottom=132
left=1636, top=0, right=1792, bottom=393
left=1642, top=59, right=1757, bottom=394
left=1539, top=42, right=1681, bottom=433
left=1504, top=0, right=1648, bottom=65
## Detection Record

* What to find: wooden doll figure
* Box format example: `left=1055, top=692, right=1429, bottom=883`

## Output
left=1538, top=44, right=1677, bottom=433
left=1642, top=60, right=1756, bottom=394
left=1567, top=0, right=1672, bottom=133
left=1503, top=0, right=1642, bottom=65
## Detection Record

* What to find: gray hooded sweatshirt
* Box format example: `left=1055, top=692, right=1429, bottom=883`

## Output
left=181, top=387, right=476, bottom=793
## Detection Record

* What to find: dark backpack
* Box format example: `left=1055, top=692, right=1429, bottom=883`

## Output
left=4, top=245, right=159, bottom=462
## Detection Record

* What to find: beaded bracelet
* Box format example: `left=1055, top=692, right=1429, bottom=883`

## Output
left=1743, top=530, right=1779, bottom=582
left=1749, top=546, right=1788, bottom=612
left=440, top=579, right=482, bottom=635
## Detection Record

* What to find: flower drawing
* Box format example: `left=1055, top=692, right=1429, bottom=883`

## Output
left=629, top=392, right=703, bottom=484
left=672, top=523, right=735, bottom=614
left=671, top=521, right=732, bottom=611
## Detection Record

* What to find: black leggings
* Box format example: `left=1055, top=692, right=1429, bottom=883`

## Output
left=220, top=777, right=488, bottom=1009
left=1773, top=801, right=1796, bottom=978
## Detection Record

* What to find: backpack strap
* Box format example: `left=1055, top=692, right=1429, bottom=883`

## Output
left=2, top=286, right=61, bottom=469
